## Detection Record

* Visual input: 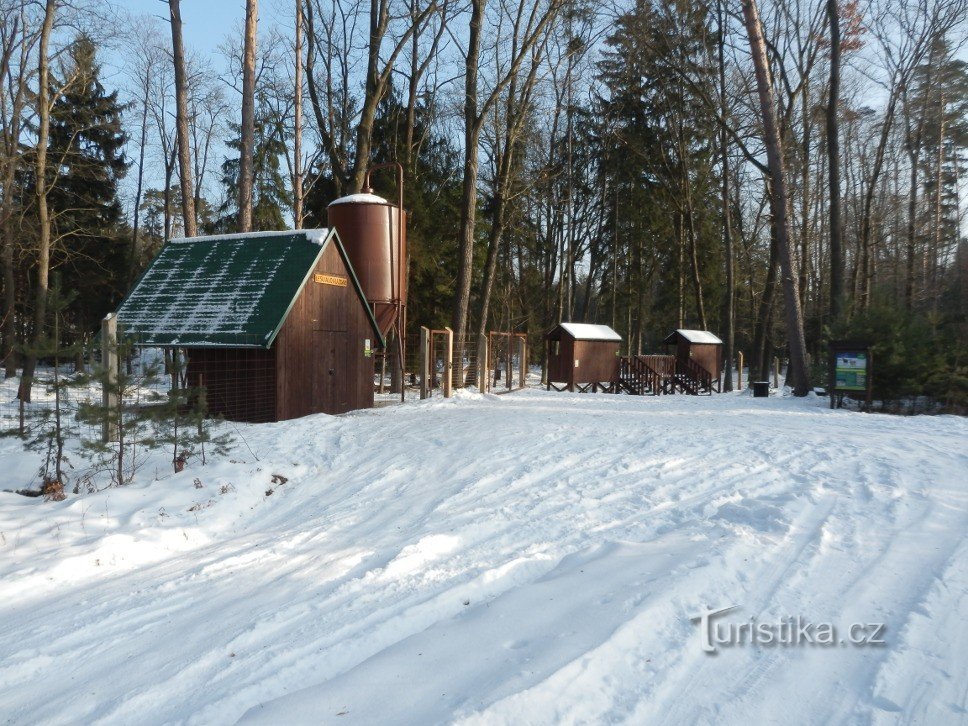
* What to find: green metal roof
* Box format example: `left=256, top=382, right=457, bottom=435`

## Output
left=116, top=229, right=384, bottom=349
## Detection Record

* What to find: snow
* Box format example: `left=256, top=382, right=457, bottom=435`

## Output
left=169, top=229, right=330, bottom=244
left=559, top=322, right=622, bottom=341
left=1, top=389, right=966, bottom=725
left=328, top=193, right=391, bottom=206
left=669, top=329, right=723, bottom=344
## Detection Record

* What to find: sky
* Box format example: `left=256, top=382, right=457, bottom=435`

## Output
left=102, top=0, right=295, bottom=218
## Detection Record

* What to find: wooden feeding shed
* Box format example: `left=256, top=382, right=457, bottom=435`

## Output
left=116, top=229, right=384, bottom=423
left=546, top=323, right=622, bottom=392
left=662, top=329, right=723, bottom=393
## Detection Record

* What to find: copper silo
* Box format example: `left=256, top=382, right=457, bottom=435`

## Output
left=326, top=192, right=407, bottom=336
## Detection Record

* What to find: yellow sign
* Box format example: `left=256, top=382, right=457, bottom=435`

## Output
left=314, top=273, right=347, bottom=287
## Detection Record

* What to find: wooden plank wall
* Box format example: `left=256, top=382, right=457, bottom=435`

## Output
left=547, top=335, right=574, bottom=385
left=572, top=340, right=621, bottom=386
left=274, top=241, right=375, bottom=419
left=679, top=341, right=722, bottom=379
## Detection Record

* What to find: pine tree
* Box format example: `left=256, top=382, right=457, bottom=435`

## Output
left=213, top=94, right=292, bottom=232
left=46, top=35, right=128, bottom=338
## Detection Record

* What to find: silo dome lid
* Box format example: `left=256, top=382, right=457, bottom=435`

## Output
left=328, top=192, right=390, bottom=206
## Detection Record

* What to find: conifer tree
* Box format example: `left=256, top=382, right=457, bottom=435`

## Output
left=47, top=35, right=128, bottom=336
left=213, top=94, right=291, bottom=232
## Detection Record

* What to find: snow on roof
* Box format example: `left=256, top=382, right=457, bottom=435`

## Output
left=559, top=323, right=622, bottom=342
left=328, top=193, right=390, bottom=206
left=117, top=230, right=336, bottom=348
left=170, top=229, right=330, bottom=245
left=666, top=329, right=723, bottom=344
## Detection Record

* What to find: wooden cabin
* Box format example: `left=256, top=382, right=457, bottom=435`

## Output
left=117, top=229, right=384, bottom=423
left=662, top=329, right=723, bottom=390
left=546, top=323, right=622, bottom=392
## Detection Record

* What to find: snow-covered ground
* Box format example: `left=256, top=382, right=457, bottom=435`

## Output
left=1, top=388, right=965, bottom=725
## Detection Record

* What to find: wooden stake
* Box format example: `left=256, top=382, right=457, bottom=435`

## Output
left=518, top=336, right=527, bottom=391
left=443, top=327, right=454, bottom=398
left=101, top=313, right=118, bottom=443
left=419, top=326, right=430, bottom=399
left=773, top=355, right=780, bottom=388
left=737, top=351, right=744, bottom=390
left=478, top=334, right=487, bottom=394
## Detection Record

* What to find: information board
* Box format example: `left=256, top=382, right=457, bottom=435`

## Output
left=834, top=350, right=868, bottom=391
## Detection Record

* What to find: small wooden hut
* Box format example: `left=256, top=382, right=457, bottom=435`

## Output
left=546, top=323, right=622, bottom=392
left=117, top=229, right=384, bottom=422
left=662, top=329, right=723, bottom=391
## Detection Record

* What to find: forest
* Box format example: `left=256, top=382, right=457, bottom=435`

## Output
left=1, top=0, right=966, bottom=410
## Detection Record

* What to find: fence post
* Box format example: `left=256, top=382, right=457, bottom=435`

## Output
left=737, top=351, right=744, bottom=391
left=443, top=327, right=454, bottom=398
left=773, top=356, right=780, bottom=389
left=101, top=313, right=118, bottom=443
left=419, top=326, right=430, bottom=400
left=478, top=334, right=488, bottom=394
left=518, top=336, right=527, bottom=391
left=506, top=336, right=513, bottom=390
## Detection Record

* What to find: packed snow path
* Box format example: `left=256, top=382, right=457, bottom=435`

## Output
left=1, top=390, right=965, bottom=724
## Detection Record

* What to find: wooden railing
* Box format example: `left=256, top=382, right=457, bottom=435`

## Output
left=618, top=355, right=675, bottom=395
left=676, top=357, right=713, bottom=394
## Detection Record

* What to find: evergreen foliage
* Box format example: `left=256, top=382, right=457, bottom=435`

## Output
left=212, top=94, right=292, bottom=232
left=46, top=35, right=129, bottom=337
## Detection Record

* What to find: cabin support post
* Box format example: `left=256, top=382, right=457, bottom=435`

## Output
left=737, top=351, right=744, bottom=390
left=518, top=336, right=527, bottom=391
left=420, top=326, right=430, bottom=399
left=101, top=313, right=118, bottom=443
left=443, top=327, right=454, bottom=398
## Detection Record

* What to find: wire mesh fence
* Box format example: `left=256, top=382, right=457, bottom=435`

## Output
left=1, top=328, right=536, bottom=440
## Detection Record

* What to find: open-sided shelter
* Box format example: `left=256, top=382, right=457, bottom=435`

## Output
left=546, top=323, right=622, bottom=392
left=662, top=329, right=723, bottom=389
left=117, top=229, right=384, bottom=422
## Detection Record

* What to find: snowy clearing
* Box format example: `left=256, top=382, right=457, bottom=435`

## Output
left=1, top=389, right=966, bottom=725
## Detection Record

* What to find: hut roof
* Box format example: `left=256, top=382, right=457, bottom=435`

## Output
left=116, top=229, right=383, bottom=349
left=663, top=329, right=723, bottom=345
left=553, top=323, right=622, bottom=342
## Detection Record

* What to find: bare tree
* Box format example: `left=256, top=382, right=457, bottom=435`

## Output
left=742, top=0, right=810, bottom=395
left=452, top=0, right=564, bottom=344
left=239, top=0, right=257, bottom=232
left=293, top=0, right=304, bottom=227
left=349, top=0, right=438, bottom=192
left=476, top=12, right=549, bottom=341
left=827, top=0, right=844, bottom=323
left=1, top=0, right=34, bottom=378
left=127, top=29, right=157, bottom=286
left=168, top=0, right=197, bottom=236
left=18, top=0, right=57, bottom=403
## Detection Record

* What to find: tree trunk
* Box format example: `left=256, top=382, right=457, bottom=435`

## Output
left=293, top=0, right=304, bottom=228
left=826, top=0, right=844, bottom=324
left=18, top=0, right=57, bottom=403
left=752, top=225, right=779, bottom=380
left=930, top=94, right=944, bottom=306
left=1, top=16, right=27, bottom=379
left=856, top=84, right=900, bottom=315
left=451, top=0, right=484, bottom=343
left=742, top=0, right=810, bottom=395
left=717, top=0, right=734, bottom=391
left=169, top=0, right=197, bottom=237
left=1, top=106, right=21, bottom=379
left=239, top=0, right=258, bottom=231
left=129, top=63, right=151, bottom=287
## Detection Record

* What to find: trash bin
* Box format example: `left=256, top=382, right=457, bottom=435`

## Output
left=752, top=381, right=770, bottom=398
